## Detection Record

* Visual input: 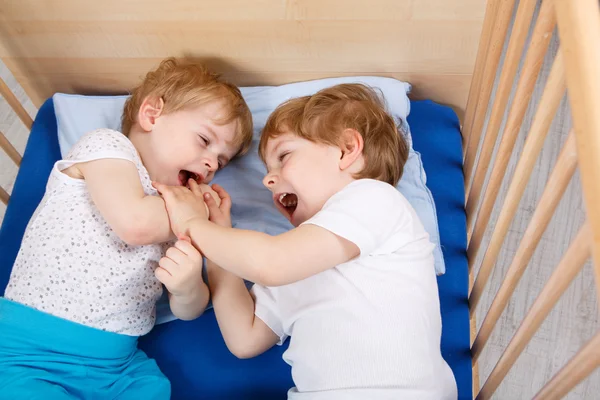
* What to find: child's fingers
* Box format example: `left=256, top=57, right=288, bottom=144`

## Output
left=165, top=247, right=187, bottom=265
left=211, top=184, right=230, bottom=201
left=188, top=179, right=204, bottom=198
left=174, top=239, right=200, bottom=259
left=211, top=184, right=232, bottom=212
left=203, top=192, right=221, bottom=216
left=152, top=181, right=165, bottom=194
left=154, top=267, right=172, bottom=285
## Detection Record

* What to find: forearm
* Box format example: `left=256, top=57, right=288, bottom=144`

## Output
left=129, top=195, right=175, bottom=245
left=206, top=260, right=260, bottom=354
left=189, top=221, right=281, bottom=285
left=168, top=281, right=210, bottom=321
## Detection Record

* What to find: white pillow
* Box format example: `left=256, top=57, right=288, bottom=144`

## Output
left=55, top=77, right=411, bottom=154
left=52, top=76, right=445, bottom=323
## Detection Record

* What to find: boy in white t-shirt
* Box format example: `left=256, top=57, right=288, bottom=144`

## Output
left=0, top=58, right=253, bottom=399
left=155, top=84, right=457, bottom=399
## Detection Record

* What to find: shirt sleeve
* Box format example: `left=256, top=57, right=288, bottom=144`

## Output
left=251, top=284, right=288, bottom=346
left=301, top=179, right=409, bottom=256
left=56, top=129, right=139, bottom=170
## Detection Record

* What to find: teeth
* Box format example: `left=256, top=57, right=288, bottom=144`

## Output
left=278, top=193, right=298, bottom=207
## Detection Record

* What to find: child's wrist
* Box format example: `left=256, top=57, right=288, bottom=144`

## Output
left=182, top=216, right=208, bottom=238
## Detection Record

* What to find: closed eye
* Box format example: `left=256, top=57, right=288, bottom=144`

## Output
left=198, top=135, right=210, bottom=146
left=278, top=151, right=290, bottom=162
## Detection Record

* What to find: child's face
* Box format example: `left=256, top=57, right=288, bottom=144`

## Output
left=145, top=101, right=241, bottom=187
left=262, top=132, right=350, bottom=227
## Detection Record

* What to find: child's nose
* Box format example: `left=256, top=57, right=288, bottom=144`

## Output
left=204, top=154, right=218, bottom=171
left=262, top=173, right=278, bottom=189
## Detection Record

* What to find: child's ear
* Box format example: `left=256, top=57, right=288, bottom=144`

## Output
left=137, top=96, right=165, bottom=132
left=338, top=128, right=364, bottom=171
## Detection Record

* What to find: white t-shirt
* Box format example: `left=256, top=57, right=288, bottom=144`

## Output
left=251, top=179, right=457, bottom=400
left=5, top=129, right=167, bottom=336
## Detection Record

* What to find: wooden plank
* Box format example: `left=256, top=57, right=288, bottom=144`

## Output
left=462, top=0, right=516, bottom=195
left=476, top=223, right=591, bottom=400
left=1, top=58, right=472, bottom=113
left=0, top=129, right=22, bottom=166
left=0, top=0, right=485, bottom=22
left=533, top=331, right=600, bottom=400
left=462, top=0, right=501, bottom=154
left=0, top=21, right=479, bottom=74
left=465, top=0, right=539, bottom=215
left=0, top=75, right=33, bottom=130
left=468, top=51, right=566, bottom=308
left=471, top=132, right=578, bottom=362
left=557, top=0, right=600, bottom=302
left=466, top=0, right=557, bottom=243
left=0, top=0, right=287, bottom=21
left=0, top=186, right=9, bottom=205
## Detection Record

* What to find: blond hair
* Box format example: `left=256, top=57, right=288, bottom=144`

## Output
left=259, top=83, right=408, bottom=185
left=122, top=58, right=253, bottom=156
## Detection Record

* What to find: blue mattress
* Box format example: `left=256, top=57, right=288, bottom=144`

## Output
left=0, top=98, right=471, bottom=399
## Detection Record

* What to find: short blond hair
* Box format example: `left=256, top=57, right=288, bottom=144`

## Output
left=259, top=84, right=408, bottom=185
left=122, top=57, right=253, bottom=156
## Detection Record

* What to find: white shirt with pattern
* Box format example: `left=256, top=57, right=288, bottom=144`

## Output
left=5, top=129, right=167, bottom=336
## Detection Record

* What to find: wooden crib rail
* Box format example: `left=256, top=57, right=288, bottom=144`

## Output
left=0, top=74, right=29, bottom=205
left=466, top=0, right=600, bottom=398
left=556, top=0, right=600, bottom=297
left=465, top=0, right=557, bottom=243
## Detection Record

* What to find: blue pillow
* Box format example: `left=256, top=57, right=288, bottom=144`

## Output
left=52, top=77, right=445, bottom=323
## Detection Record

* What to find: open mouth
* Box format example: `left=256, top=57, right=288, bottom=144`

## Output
left=275, top=192, right=298, bottom=221
left=178, top=170, right=203, bottom=187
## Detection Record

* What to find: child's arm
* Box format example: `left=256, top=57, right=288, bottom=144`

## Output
left=70, top=158, right=173, bottom=246
left=156, top=236, right=209, bottom=320
left=204, top=185, right=279, bottom=358
left=154, top=181, right=360, bottom=287
left=207, top=260, right=279, bottom=358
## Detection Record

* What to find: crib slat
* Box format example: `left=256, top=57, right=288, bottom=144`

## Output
left=0, top=129, right=22, bottom=166
left=462, top=0, right=500, bottom=155
left=475, top=223, right=591, bottom=400
left=0, top=76, right=33, bottom=131
left=471, top=132, right=577, bottom=362
left=462, top=0, right=516, bottom=191
left=464, top=0, right=537, bottom=202
left=467, top=50, right=565, bottom=288
left=557, top=0, right=600, bottom=301
left=0, top=186, right=9, bottom=205
left=466, top=0, right=557, bottom=243
left=533, top=331, right=600, bottom=400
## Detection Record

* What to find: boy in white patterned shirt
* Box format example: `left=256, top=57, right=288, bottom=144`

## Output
left=0, top=58, right=252, bottom=399
left=155, top=84, right=457, bottom=400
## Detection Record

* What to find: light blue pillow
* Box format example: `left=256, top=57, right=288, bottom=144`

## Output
left=53, top=76, right=445, bottom=322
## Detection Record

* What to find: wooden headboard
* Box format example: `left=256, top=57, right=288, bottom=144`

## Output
left=0, top=0, right=484, bottom=117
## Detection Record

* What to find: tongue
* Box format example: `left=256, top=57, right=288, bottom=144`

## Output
left=178, top=171, right=188, bottom=186
left=283, top=193, right=298, bottom=207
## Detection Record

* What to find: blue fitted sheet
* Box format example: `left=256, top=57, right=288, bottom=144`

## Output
left=0, top=98, right=471, bottom=399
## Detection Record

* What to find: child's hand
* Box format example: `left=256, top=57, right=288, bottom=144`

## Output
left=155, top=236, right=204, bottom=299
left=153, top=179, right=208, bottom=238
left=204, top=184, right=233, bottom=228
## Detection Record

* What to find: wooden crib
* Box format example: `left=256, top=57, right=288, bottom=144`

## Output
left=1, top=0, right=598, bottom=398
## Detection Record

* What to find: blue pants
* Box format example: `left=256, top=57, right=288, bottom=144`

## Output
left=0, top=298, right=170, bottom=399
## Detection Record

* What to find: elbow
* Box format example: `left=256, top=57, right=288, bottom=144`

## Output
left=173, top=308, right=205, bottom=321
left=117, top=224, right=151, bottom=247
left=254, top=258, right=288, bottom=287
left=115, top=213, right=156, bottom=246
left=227, top=342, right=258, bottom=360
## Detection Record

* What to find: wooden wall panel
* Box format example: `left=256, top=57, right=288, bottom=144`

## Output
left=0, top=0, right=484, bottom=115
